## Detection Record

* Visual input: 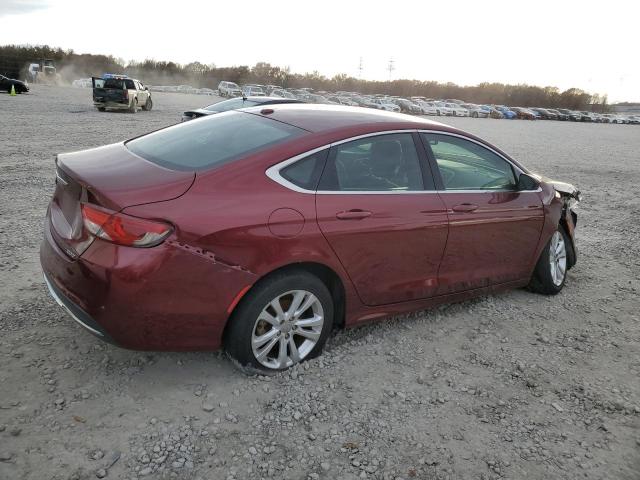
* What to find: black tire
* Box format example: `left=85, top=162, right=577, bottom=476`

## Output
left=472, top=112, right=478, bottom=118
left=97, top=107, right=106, bottom=112
left=142, top=97, right=153, bottom=111
left=129, top=98, right=138, bottom=113
left=528, top=225, right=571, bottom=295
left=437, top=110, right=441, bottom=116
left=225, top=270, right=334, bottom=371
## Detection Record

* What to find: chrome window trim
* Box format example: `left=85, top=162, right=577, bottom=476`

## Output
left=265, top=129, right=542, bottom=195
left=265, top=130, right=422, bottom=195
left=265, top=145, right=331, bottom=194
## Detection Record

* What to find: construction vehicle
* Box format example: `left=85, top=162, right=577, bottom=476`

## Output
left=28, top=59, right=61, bottom=85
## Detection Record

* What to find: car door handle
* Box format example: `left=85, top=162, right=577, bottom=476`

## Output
left=336, top=209, right=372, bottom=220
left=451, top=203, right=479, bottom=213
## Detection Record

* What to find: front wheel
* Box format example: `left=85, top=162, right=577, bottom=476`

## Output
left=225, top=271, right=334, bottom=371
left=529, top=227, right=570, bottom=294
left=472, top=112, right=478, bottom=118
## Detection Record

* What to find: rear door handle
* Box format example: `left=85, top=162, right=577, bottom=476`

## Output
left=451, top=203, right=479, bottom=213
left=336, top=209, right=372, bottom=220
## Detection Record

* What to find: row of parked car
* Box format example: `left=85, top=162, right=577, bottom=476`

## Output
left=216, top=81, right=640, bottom=124
left=75, top=77, right=638, bottom=124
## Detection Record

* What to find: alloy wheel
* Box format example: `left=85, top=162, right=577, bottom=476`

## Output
left=549, top=231, right=567, bottom=286
left=251, top=290, right=324, bottom=369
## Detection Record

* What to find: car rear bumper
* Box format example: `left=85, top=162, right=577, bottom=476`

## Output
left=93, top=101, right=129, bottom=109
left=43, top=271, right=117, bottom=344
left=40, top=215, right=257, bottom=351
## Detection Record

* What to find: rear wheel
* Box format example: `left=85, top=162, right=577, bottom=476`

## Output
left=472, top=112, right=479, bottom=118
left=529, top=226, right=570, bottom=295
left=225, top=271, right=333, bottom=371
left=97, top=107, right=106, bottom=112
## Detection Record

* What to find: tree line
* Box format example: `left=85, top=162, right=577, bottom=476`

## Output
left=0, top=44, right=606, bottom=111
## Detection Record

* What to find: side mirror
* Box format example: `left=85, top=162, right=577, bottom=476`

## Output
left=144, top=86, right=148, bottom=91
left=517, top=173, right=540, bottom=191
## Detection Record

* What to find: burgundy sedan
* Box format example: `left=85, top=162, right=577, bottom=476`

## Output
left=40, top=105, right=580, bottom=370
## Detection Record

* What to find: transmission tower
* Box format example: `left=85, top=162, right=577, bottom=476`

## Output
left=388, top=58, right=395, bottom=80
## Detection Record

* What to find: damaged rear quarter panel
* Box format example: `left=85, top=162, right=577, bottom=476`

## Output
left=121, top=157, right=360, bottom=341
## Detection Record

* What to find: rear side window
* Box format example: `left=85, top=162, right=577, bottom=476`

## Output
left=318, top=133, right=426, bottom=191
left=124, top=79, right=135, bottom=89
left=280, top=150, right=328, bottom=190
left=127, top=111, right=305, bottom=171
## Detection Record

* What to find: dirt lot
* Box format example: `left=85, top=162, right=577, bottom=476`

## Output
left=1, top=85, right=639, bottom=480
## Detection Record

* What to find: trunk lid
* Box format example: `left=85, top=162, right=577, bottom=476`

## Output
left=92, top=77, right=127, bottom=103
left=49, top=142, right=194, bottom=257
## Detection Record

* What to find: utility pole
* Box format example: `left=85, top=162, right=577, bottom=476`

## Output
left=358, top=57, right=363, bottom=79
left=387, top=58, right=395, bottom=81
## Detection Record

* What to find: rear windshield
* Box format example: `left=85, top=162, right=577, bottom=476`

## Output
left=104, top=79, right=124, bottom=89
left=126, top=111, right=305, bottom=171
left=94, top=78, right=124, bottom=89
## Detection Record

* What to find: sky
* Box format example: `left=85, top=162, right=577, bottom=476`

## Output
left=0, top=0, right=638, bottom=102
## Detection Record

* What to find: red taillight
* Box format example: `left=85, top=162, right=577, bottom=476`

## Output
left=81, top=204, right=172, bottom=247
left=123, top=89, right=129, bottom=100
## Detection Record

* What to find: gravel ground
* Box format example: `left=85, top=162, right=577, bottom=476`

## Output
left=1, top=85, right=639, bottom=480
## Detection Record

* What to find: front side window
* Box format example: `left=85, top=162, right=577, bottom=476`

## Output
left=319, top=133, right=425, bottom=191
left=127, top=111, right=304, bottom=171
left=421, top=133, right=517, bottom=191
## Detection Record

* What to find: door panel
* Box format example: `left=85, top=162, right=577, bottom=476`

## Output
left=436, top=191, right=543, bottom=293
left=136, top=82, right=147, bottom=103
left=315, top=132, right=448, bottom=306
left=419, top=132, right=544, bottom=293
left=316, top=194, right=449, bottom=305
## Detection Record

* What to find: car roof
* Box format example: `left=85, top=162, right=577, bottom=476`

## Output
left=242, top=104, right=448, bottom=135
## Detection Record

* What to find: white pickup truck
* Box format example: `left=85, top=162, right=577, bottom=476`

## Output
left=92, top=75, right=152, bottom=113
left=217, top=81, right=242, bottom=97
